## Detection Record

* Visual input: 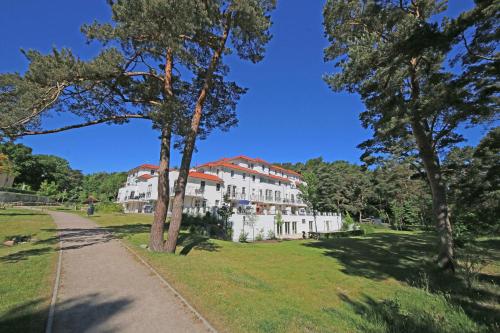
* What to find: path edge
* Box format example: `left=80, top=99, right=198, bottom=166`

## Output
left=120, top=241, right=218, bottom=333
left=45, top=236, right=62, bottom=333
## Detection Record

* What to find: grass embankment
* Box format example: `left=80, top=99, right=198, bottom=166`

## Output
left=88, top=212, right=499, bottom=333
left=0, top=208, right=58, bottom=333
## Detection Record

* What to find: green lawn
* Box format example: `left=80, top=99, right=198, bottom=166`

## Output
left=88, top=212, right=499, bottom=333
left=0, top=208, right=58, bottom=333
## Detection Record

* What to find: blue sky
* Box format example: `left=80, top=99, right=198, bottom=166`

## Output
left=0, top=0, right=488, bottom=174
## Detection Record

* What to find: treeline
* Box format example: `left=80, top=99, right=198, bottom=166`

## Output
left=0, top=142, right=126, bottom=202
left=279, top=127, right=499, bottom=238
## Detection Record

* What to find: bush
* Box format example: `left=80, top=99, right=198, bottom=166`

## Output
left=267, top=230, right=276, bottom=240
left=0, top=187, right=36, bottom=195
left=317, top=230, right=365, bottom=239
left=456, top=246, right=489, bottom=289
left=255, top=229, right=264, bottom=241
left=95, top=202, right=124, bottom=213
left=239, top=231, right=249, bottom=243
left=341, top=212, right=355, bottom=231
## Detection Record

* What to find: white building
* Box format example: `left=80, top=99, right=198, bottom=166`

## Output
left=117, top=156, right=342, bottom=241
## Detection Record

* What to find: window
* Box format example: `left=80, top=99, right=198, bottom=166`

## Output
left=278, top=181, right=281, bottom=186
left=309, top=221, right=313, bottom=231
left=284, top=222, right=290, bottom=234
left=302, top=219, right=306, bottom=224
left=250, top=163, right=254, bottom=169
left=242, top=187, right=246, bottom=194
left=243, top=173, right=246, bottom=180
left=231, top=170, right=235, bottom=178
left=232, top=185, right=237, bottom=197
left=325, top=221, right=330, bottom=231
left=252, top=175, right=256, bottom=182
left=277, top=223, right=283, bottom=235
left=215, top=200, right=220, bottom=206
left=216, top=169, right=220, bottom=176
left=150, top=170, right=155, bottom=175
left=216, top=183, right=221, bottom=191
left=292, top=222, right=297, bottom=234
left=200, top=181, right=205, bottom=190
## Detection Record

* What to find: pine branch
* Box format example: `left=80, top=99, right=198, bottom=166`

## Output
left=11, top=114, right=149, bottom=137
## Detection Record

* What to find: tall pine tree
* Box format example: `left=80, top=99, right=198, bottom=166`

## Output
left=323, top=0, right=498, bottom=271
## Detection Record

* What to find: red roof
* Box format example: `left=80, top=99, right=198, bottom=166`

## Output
left=188, top=171, right=223, bottom=183
left=139, top=164, right=159, bottom=170
left=197, top=161, right=293, bottom=183
left=129, top=164, right=159, bottom=174
left=137, top=174, right=154, bottom=180
left=224, top=156, right=302, bottom=178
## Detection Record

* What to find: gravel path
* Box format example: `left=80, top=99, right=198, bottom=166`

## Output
left=47, top=211, right=210, bottom=333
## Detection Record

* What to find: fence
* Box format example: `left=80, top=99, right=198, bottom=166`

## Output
left=0, top=191, right=55, bottom=205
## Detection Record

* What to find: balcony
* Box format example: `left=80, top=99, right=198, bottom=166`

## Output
left=169, top=187, right=205, bottom=197
left=226, top=192, right=305, bottom=205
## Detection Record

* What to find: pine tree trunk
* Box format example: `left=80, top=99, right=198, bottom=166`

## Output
left=408, top=52, right=454, bottom=271
left=164, top=20, right=232, bottom=253
left=149, top=48, right=174, bottom=252
left=149, top=126, right=172, bottom=251
left=411, top=119, right=454, bottom=271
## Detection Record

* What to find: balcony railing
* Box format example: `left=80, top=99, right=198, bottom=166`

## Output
left=169, top=187, right=205, bottom=197
left=226, top=192, right=305, bottom=205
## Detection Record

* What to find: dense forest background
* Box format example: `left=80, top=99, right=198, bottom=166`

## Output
left=278, top=127, right=499, bottom=241
left=1, top=126, right=498, bottom=242
left=0, top=142, right=126, bottom=203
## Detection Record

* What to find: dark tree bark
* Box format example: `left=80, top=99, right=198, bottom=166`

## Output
left=149, top=126, right=172, bottom=251
left=164, top=21, right=231, bottom=253
left=409, top=57, right=454, bottom=271
left=411, top=119, right=454, bottom=271
left=149, top=49, right=174, bottom=252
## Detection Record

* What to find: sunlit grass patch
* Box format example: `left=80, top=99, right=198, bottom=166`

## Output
left=0, top=208, right=57, bottom=333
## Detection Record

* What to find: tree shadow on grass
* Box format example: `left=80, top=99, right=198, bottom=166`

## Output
left=177, top=233, right=220, bottom=256
left=102, top=223, right=151, bottom=238
left=304, top=232, right=500, bottom=329
left=0, top=211, right=47, bottom=217
left=0, top=247, right=53, bottom=263
left=0, top=294, right=133, bottom=333
left=303, top=232, right=436, bottom=282
left=40, top=222, right=153, bottom=249
left=323, top=293, right=483, bottom=333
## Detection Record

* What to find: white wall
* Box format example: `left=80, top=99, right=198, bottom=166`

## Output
left=229, top=213, right=342, bottom=242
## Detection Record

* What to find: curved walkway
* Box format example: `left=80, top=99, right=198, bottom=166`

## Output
left=47, top=211, right=210, bottom=333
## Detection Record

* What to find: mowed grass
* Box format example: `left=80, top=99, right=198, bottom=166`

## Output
left=0, top=208, right=58, bottom=333
left=88, top=212, right=500, bottom=333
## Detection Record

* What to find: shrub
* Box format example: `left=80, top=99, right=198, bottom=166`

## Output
left=239, top=231, right=249, bottom=243
left=456, top=246, right=489, bottom=289
left=341, top=212, right=355, bottom=231
left=255, top=229, right=264, bottom=241
left=95, top=202, right=124, bottom=213
left=267, top=230, right=276, bottom=240
left=0, top=186, right=36, bottom=195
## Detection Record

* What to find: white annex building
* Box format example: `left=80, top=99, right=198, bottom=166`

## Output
left=117, top=155, right=342, bottom=241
